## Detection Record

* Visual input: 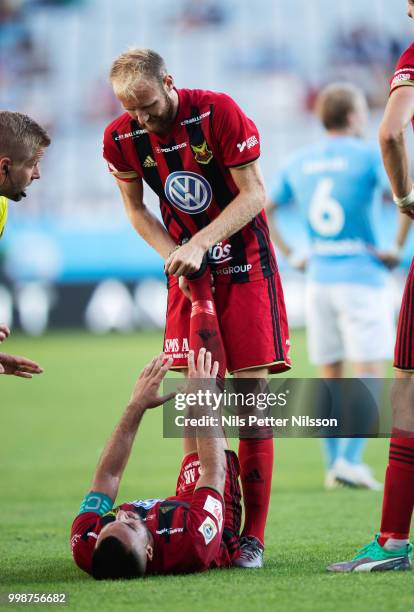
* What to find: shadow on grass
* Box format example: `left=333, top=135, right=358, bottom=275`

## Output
left=1, top=556, right=333, bottom=587
left=1, top=559, right=89, bottom=585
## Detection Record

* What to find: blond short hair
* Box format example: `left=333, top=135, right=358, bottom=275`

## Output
left=109, top=48, right=167, bottom=101
left=315, top=83, right=365, bottom=130
left=0, top=111, right=50, bottom=162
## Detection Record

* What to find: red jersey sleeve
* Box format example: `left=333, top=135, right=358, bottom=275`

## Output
left=211, top=93, right=260, bottom=168
left=185, top=487, right=229, bottom=570
left=390, top=43, right=414, bottom=94
left=103, top=125, right=141, bottom=181
left=70, top=512, right=101, bottom=575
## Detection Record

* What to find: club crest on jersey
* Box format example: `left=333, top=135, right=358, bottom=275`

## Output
left=165, top=171, right=212, bottom=214
left=191, top=141, right=213, bottom=165
left=198, top=516, right=218, bottom=545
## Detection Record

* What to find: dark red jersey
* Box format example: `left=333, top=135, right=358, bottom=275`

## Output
left=103, top=88, right=277, bottom=284
left=394, top=258, right=414, bottom=370
left=390, top=42, right=414, bottom=121
left=71, top=451, right=241, bottom=576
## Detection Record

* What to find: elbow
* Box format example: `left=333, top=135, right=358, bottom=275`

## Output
left=128, top=211, right=147, bottom=238
left=379, top=123, right=404, bottom=147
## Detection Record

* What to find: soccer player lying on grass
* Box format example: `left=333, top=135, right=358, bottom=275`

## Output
left=70, top=349, right=241, bottom=579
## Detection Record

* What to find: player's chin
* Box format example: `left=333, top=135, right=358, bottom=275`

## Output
left=9, top=192, right=24, bottom=202
left=146, top=125, right=163, bottom=135
left=145, top=120, right=169, bottom=134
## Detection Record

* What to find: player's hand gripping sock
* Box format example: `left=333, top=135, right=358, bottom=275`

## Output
left=186, top=266, right=227, bottom=378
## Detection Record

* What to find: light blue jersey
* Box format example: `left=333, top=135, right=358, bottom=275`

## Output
left=271, top=136, right=390, bottom=286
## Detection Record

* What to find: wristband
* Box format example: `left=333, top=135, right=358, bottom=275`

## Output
left=79, top=491, right=113, bottom=516
left=393, top=185, right=414, bottom=209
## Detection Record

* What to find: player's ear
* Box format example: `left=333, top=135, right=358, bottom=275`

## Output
left=0, top=157, right=11, bottom=177
left=145, top=543, right=153, bottom=561
left=164, top=74, right=174, bottom=91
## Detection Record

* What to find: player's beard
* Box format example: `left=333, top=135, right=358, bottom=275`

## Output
left=2, top=173, right=28, bottom=201
left=144, top=93, right=176, bottom=136
left=9, top=190, right=26, bottom=202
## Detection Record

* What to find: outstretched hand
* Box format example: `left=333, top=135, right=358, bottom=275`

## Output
left=0, top=353, right=44, bottom=378
left=129, top=353, right=174, bottom=410
left=0, top=325, right=10, bottom=343
left=187, top=348, right=219, bottom=379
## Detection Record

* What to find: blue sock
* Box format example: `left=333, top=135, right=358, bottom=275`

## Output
left=342, top=437, right=367, bottom=465
left=342, top=376, right=382, bottom=465
left=323, top=438, right=341, bottom=469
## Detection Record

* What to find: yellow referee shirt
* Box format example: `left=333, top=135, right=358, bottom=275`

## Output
left=0, top=196, right=8, bottom=238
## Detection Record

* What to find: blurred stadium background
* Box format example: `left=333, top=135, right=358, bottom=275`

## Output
left=1, top=0, right=413, bottom=334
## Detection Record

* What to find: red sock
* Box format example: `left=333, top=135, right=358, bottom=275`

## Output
left=379, top=429, right=414, bottom=543
left=187, top=269, right=226, bottom=377
left=238, top=437, right=273, bottom=546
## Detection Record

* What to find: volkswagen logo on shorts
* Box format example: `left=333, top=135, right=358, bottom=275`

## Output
left=165, top=171, right=212, bottom=214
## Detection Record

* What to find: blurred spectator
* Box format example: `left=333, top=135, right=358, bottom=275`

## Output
left=83, top=79, right=122, bottom=123
left=0, top=0, right=21, bottom=22
left=331, top=24, right=410, bottom=81
left=31, top=0, right=83, bottom=6
left=0, top=0, right=50, bottom=84
left=228, top=35, right=293, bottom=73
left=173, top=0, right=229, bottom=29
left=304, top=25, right=409, bottom=111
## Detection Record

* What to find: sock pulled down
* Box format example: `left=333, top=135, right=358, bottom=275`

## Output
left=186, top=269, right=226, bottom=378
left=187, top=268, right=274, bottom=548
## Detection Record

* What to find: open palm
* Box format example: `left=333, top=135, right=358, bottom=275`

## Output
left=0, top=353, right=43, bottom=378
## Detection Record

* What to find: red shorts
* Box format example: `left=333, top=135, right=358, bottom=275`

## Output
left=172, top=450, right=242, bottom=561
left=394, top=258, right=414, bottom=371
left=164, top=272, right=291, bottom=374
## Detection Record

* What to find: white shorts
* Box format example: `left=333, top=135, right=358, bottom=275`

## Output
left=305, top=282, right=395, bottom=365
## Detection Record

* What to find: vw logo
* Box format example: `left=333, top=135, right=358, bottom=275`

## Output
left=165, top=171, right=212, bottom=214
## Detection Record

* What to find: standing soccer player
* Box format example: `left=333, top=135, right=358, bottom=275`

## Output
left=268, top=83, right=410, bottom=489
left=327, top=1, right=414, bottom=572
left=0, top=111, right=50, bottom=378
left=103, top=48, right=291, bottom=567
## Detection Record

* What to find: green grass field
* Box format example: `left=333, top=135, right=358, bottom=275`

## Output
left=0, top=329, right=411, bottom=612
